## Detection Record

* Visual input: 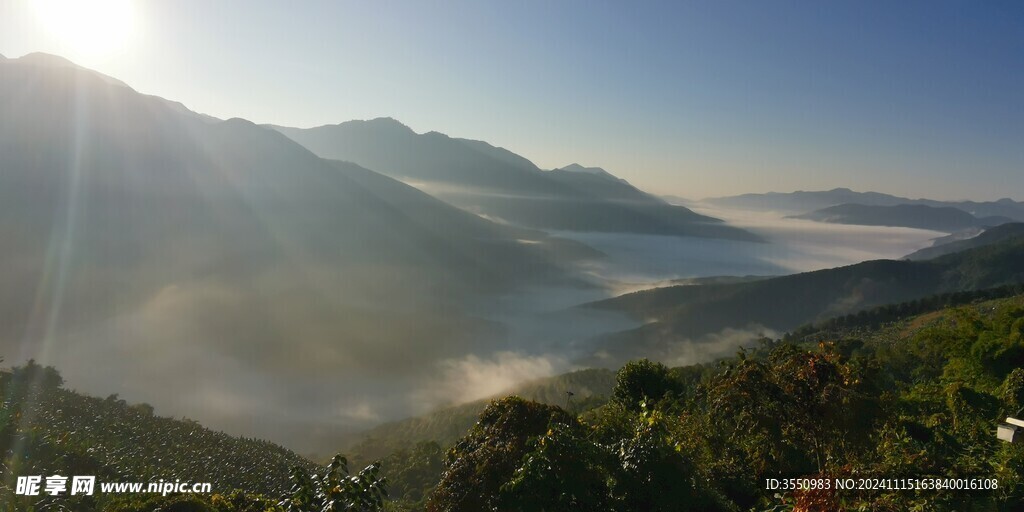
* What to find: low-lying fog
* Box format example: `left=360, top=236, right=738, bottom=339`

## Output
left=32, top=205, right=945, bottom=454
left=376, top=206, right=945, bottom=434
left=557, top=203, right=946, bottom=295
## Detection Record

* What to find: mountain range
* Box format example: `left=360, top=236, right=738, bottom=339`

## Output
left=788, top=203, right=1013, bottom=233
left=271, top=120, right=760, bottom=241
left=0, top=53, right=609, bottom=449
left=5, top=52, right=1022, bottom=461
left=707, top=187, right=1024, bottom=220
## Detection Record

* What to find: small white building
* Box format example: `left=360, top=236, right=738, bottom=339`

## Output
left=997, top=416, right=1024, bottom=443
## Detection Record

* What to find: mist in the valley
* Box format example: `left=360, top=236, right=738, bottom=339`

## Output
left=555, top=205, right=945, bottom=295
left=6, top=201, right=944, bottom=455
left=407, top=207, right=944, bottom=410
left=0, top=55, right=951, bottom=455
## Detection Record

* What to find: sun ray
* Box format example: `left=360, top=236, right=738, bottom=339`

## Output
left=32, top=0, right=138, bottom=58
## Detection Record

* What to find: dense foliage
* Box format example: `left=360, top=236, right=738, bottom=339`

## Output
left=425, top=295, right=1024, bottom=511
left=5, top=294, right=1024, bottom=511
left=0, top=363, right=316, bottom=488
left=426, top=397, right=575, bottom=512
left=0, top=362, right=384, bottom=511
left=279, top=455, right=388, bottom=512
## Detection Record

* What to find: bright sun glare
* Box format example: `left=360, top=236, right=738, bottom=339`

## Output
left=33, top=0, right=138, bottom=57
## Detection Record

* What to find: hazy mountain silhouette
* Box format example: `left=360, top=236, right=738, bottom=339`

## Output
left=554, top=163, right=624, bottom=180
left=0, top=53, right=600, bottom=448
left=660, top=194, right=695, bottom=206
left=707, top=187, right=1024, bottom=220
left=271, top=121, right=760, bottom=241
left=788, top=203, right=1013, bottom=232
left=546, top=164, right=652, bottom=203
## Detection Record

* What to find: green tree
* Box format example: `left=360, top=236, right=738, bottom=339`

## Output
left=427, top=396, right=573, bottom=512
left=383, top=440, right=443, bottom=506
left=499, top=423, right=616, bottom=511
left=279, top=455, right=388, bottom=512
left=612, top=359, right=682, bottom=411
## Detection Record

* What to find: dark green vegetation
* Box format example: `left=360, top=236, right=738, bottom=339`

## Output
left=707, top=187, right=1024, bottom=221
left=583, top=237, right=1024, bottom=363
left=5, top=293, right=1024, bottom=511
left=2, top=366, right=316, bottom=492
left=423, top=295, right=1024, bottom=511
left=272, top=120, right=760, bottom=241
left=906, top=223, right=1024, bottom=261
left=789, top=203, right=1011, bottom=233
left=1, top=362, right=390, bottom=512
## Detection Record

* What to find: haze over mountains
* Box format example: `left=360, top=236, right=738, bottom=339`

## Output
left=0, top=53, right=621, bottom=450
left=4, top=53, right=1022, bottom=458
left=577, top=237, right=1024, bottom=365
left=271, top=120, right=760, bottom=241
left=706, top=187, right=1024, bottom=220
left=789, top=203, right=1013, bottom=233
left=904, top=222, right=1024, bottom=260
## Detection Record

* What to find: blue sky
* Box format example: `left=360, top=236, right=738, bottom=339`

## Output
left=2, top=0, right=1022, bottom=200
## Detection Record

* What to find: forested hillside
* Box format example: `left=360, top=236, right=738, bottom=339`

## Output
left=905, top=223, right=1024, bottom=260
left=0, top=361, right=319, bottom=511
left=5, top=292, right=1024, bottom=511
left=423, top=294, right=1024, bottom=511
left=582, top=237, right=1024, bottom=364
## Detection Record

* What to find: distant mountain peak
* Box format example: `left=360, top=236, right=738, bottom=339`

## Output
left=556, top=163, right=621, bottom=180
left=561, top=163, right=604, bottom=173
left=8, top=52, right=131, bottom=89
left=360, top=116, right=414, bottom=132
left=366, top=116, right=409, bottom=127
left=300, top=116, right=415, bottom=135
left=19, top=52, right=77, bottom=66
left=223, top=117, right=257, bottom=127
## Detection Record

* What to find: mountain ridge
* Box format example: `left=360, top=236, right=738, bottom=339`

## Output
left=707, top=187, right=1024, bottom=220
left=904, top=222, right=1024, bottom=260
left=577, top=237, right=1024, bottom=364
left=271, top=121, right=762, bottom=241
left=788, top=203, right=1012, bottom=232
left=0, top=53, right=599, bottom=451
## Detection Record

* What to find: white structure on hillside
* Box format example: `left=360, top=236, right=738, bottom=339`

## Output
left=997, top=416, right=1024, bottom=443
